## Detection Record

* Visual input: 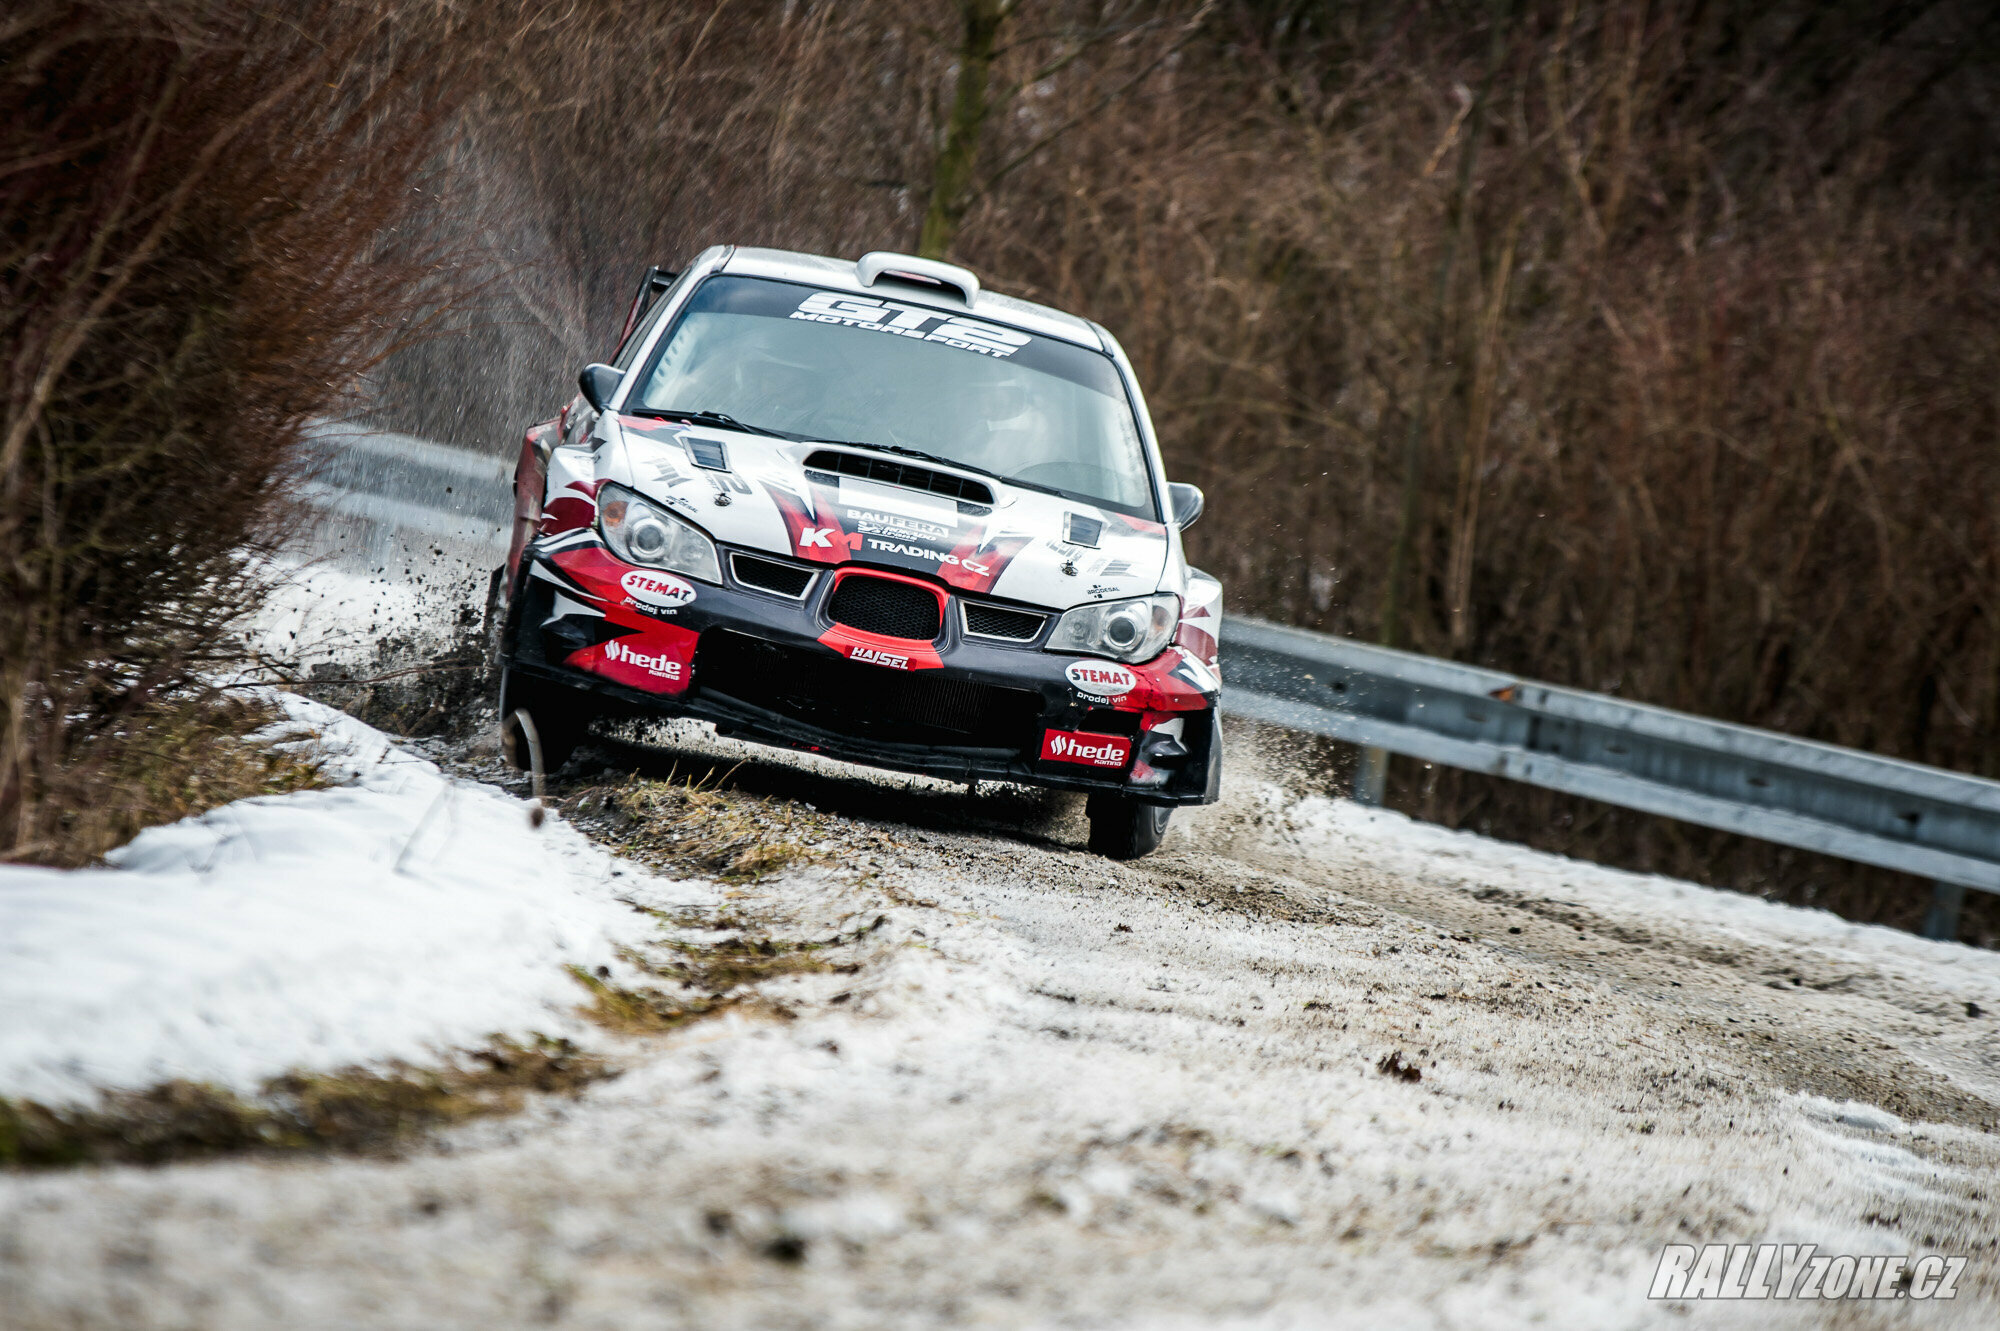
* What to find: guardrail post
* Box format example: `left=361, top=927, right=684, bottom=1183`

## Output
left=1353, top=745, right=1389, bottom=806
left=1921, top=881, right=1966, bottom=943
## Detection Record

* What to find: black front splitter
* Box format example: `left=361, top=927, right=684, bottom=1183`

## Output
left=503, top=657, right=1212, bottom=806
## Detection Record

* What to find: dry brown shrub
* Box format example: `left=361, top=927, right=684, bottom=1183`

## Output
left=1, top=0, right=481, bottom=860
left=33, top=693, right=327, bottom=869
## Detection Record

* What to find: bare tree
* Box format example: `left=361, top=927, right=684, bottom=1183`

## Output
left=918, top=0, right=1212, bottom=258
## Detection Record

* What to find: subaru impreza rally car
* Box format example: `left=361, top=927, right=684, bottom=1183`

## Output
left=491, top=246, right=1221, bottom=857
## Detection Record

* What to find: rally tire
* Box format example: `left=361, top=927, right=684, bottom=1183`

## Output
left=498, top=666, right=588, bottom=774
left=1086, top=794, right=1172, bottom=860
left=481, top=565, right=509, bottom=676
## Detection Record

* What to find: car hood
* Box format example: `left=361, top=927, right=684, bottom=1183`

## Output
left=607, top=415, right=1170, bottom=610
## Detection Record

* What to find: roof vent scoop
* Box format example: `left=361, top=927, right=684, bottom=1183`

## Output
left=856, top=252, right=980, bottom=306
left=1063, top=513, right=1103, bottom=548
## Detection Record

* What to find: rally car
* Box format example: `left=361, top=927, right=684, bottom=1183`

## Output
left=490, top=246, right=1221, bottom=858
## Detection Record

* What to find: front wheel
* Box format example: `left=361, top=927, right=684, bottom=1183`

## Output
left=1086, top=794, right=1172, bottom=860
left=498, top=666, right=588, bottom=775
left=480, top=566, right=509, bottom=676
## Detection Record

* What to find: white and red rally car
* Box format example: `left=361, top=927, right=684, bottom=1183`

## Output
left=493, top=246, right=1221, bottom=857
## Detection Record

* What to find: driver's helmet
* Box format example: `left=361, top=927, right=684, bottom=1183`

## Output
left=977, top=369, right=1056, bottom=458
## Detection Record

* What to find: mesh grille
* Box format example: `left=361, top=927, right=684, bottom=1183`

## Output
left=731, top=553, right=814, bottom=598
left=829, top=575, right=941, bottom=640
left=696, top=631, right=1041, bottom=749
left=803, top=449, right=994, bottom=506
left=963, top=603, right=1046, bottom=642
left=1081, top=707, right=1143, bottom=736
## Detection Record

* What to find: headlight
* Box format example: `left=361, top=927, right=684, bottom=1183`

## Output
left=597, top=482, right=721, bottom=582
left=1046, top=593, right=1178, bottom=664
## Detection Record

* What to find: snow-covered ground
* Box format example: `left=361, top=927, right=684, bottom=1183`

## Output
left=1276, top=793, right=2000, bottom=1114
left=0, top=694, right=652, bottom=1103
left=4, top=533, right=1998, bottom=1327
left=3, top=698, right=1997, bottom=1328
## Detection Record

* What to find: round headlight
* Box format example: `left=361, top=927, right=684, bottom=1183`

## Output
left=628, top=515, right=671, bottom=561
left=1045, top=592, right=1179, bottom=664
left=596, top=482, right=723, bottom=582
left=1103, top=604, right=1148, bottom=651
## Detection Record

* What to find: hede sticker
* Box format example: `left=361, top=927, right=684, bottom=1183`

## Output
left=603, top=638, right=684, bottom=680
left=1065, top=660, right=1137, bottom=697
left=621, top=569, right=696, bottom=609
left=1040, top=729, right=1133, bottom=769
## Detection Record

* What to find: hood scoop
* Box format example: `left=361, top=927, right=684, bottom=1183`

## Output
left=1062, top=513, right=1102, bottom=548
left=804, top=448, right=994, bottom=510
left=685, top=435, right=730, bottom=471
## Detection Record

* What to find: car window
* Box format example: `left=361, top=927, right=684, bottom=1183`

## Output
left=632, top=275, right=1156, bottom=517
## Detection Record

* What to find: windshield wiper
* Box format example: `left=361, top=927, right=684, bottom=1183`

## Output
left=627, top=406, right=788, bottom=439
left=811, top=437, right=1067, bottom=498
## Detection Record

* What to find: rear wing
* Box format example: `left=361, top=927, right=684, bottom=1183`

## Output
left=615, top=264, right=679, bottom=351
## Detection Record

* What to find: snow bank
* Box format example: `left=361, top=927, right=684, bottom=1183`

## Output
left=1279, top=790, right=2000, bottom=998
left=0, top=694, right=654, bottom=1105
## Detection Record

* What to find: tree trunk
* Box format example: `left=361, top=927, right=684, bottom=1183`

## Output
left=918, top=0, right=1010, bottom=260
left=1357, top=0, right=1510, bottom=804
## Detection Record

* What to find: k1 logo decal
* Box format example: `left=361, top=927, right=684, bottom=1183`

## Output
left=1065, top=660, right=1138, bottom=698
left=620, top=569, right=696, bottom=610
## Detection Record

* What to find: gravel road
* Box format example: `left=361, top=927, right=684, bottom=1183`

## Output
left=6, top=719, right=1997, bottom=1330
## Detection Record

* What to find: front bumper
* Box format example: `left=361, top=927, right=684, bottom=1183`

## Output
left=504, top=541, right=1221, bottom=805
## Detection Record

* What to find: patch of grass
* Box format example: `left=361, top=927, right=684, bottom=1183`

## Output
left=570, top=916, right=884, bottom=1035
left=653, top=931, right=854, bottom=991
left=0, top=1037, right=612, bottom=1169
left=24, top=693, right=327, bottom=868
left=562, top=770, right=833, bottom=882
left=568, top=966, right=749, bottom=1034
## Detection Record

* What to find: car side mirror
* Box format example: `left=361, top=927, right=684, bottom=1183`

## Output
left=577, top=362, right=622, bottom=412
left=1169, top=482, right=1204, bottom=529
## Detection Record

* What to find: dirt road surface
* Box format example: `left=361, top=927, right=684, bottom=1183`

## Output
left=6, top=718, right=1997, bottom=1330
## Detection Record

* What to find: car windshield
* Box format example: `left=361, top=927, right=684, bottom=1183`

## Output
left=631, top=275, right=1156, bottom=517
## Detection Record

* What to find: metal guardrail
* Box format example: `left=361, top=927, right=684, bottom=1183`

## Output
left=299, top=423, right=511, bottom=567
left=303, top=428, right=1996, bottom=942
left=303, top=422, right=515, bottom=520
left=1222, top=618, right=1999, bottom=940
